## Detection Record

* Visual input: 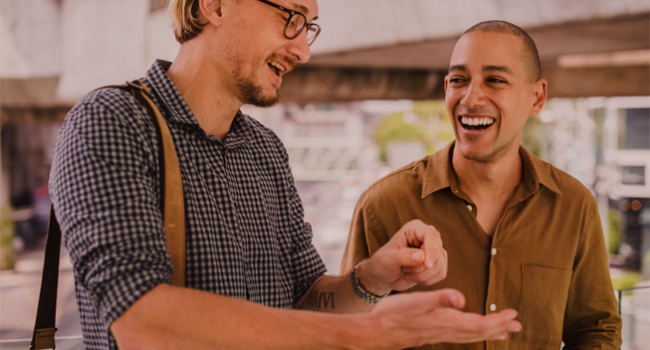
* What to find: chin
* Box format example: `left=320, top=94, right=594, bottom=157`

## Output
left=238, top=82, right=280, bottom=107
left=457, top=142, right=496, bottom=163
left=247, top=90, right=279, bottom=107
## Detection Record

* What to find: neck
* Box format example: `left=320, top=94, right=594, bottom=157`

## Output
left=451, top=143, right=522, bottom=202
left=166, top=38, right=242, bottom=141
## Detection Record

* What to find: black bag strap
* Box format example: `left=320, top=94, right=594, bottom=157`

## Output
left=30, top=80, right=185, bottom=349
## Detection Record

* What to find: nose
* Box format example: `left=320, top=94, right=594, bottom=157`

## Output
left=460, top=80, right=486, bottom=109
left=287, top=31, right=312, bottom=63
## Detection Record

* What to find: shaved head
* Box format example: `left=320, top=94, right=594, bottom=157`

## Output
left=464, top=20, right=541, bottom=82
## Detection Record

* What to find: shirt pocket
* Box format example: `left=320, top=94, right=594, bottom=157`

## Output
left=513, top=264, right=572, bottom=346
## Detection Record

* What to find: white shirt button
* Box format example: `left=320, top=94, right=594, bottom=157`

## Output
left=467, top=204, right=473, bottom=212
left=490, top=303, right=496, bottom=311
left=491, top=248, right=497, bottom=255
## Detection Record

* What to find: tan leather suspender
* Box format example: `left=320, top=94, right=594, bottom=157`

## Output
left=30, top=80, right=185, bottom=349
left=129, top=80, right=186, bottom=287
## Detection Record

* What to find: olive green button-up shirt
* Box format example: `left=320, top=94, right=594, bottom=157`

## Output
left=341, top=142, right=621, bottom=350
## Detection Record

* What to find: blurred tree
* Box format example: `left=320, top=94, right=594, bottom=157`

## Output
left=610, top=271, right=640, bottom=291
left=373, top=101, right=454, bottom=163
left=0, top=205, right=15, bottom=270
left=521, top=114, right=550, bottom=161
left=608, top=207, right=622, bottom=255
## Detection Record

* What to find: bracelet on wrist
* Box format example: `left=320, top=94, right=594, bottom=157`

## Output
left=350, top=259, right=390, bottom=304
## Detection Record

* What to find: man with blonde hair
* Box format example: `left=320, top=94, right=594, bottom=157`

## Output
left=50, top=2, right=521, bottom=349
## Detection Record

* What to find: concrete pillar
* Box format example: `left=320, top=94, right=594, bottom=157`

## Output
left=57, top=0, right=150, bottom=104
left=0, top=0, right=61, bottom=79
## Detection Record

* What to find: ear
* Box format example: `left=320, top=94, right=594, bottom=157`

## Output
left=529, top=78, right=547, bottom=116
left=444, top=75, right=450, bottom=93
left=199, top=0, right=225, bottom=27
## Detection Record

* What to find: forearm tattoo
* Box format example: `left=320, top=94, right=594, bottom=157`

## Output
left=305, top=290, right=336, bottom=309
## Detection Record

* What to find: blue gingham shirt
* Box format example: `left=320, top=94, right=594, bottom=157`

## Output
left=49, top=60, right=327, bottom=350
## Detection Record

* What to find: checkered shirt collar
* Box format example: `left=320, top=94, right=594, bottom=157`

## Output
left=144, top=59, right=254, bottom=147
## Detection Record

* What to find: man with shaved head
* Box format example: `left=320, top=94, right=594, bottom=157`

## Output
left=342, top=20, right=622, bottom=349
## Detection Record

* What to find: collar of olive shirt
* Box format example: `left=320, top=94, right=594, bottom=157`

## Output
left=420, top=141, right=562, bottom=204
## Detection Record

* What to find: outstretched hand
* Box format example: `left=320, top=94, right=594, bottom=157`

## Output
left=368, top=289, right=521, bottom=347
left=358, top=220, right=448, bottom=294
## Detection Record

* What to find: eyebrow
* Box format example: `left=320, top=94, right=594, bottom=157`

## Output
left=290, top=2, right=309, bottom=14
left=483, top=65, right=513, bottom=75
left=289, top=2, right=318, bottom=21
left=448, top=64, right=467, bottom=73
left=447, top=64, right=513, bottom=75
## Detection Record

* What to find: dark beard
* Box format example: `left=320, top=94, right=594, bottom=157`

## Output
left=237, top=79, right=279, bottom=107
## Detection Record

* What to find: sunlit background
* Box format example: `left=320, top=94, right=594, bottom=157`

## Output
left=1, top=1, right=649, bottom=349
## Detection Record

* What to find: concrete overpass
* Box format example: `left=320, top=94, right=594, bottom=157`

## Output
left=0, top=0, right=648, bottom=112
left=280, top=0, right=650, bottom=102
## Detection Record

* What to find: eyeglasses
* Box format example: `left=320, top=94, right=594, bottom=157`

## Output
left=257, top=0, right=321, bottom=46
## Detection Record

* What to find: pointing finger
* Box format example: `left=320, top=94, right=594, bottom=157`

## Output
left=420, top=226, right=442, bottom=268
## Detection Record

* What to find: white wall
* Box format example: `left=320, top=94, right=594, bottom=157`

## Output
left=57, top=0, right=170, bottom=103
left=0, top=0, right=61, bottom=78
left=0, top=0, right=180, bottom=104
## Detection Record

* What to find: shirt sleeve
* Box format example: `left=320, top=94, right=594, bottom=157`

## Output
left=270, top=131, right=327, bottom=303
left=340, top=190, right=389, bottom=275
left=562, top=201, right=622, bottom=348
left=49, top=91, right=173, bottom=331
left=288, top=213, right=327, bottom=303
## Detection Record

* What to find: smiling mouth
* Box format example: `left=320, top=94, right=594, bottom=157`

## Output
left=267, top=60, right=287, bottom=77
left=459, top=116, right=495, bottom=131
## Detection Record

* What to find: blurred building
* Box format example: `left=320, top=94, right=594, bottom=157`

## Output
left=0, top=0, right=649, bottom=346
left=4, top=0, right=647, bottom=259
left=602, top=98, right=650, bottom=278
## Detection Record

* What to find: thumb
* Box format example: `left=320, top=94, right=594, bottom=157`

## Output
left=396, top=247, right=427, bottom=267
left=418, top=289, right=466, bottom=310
left=375, top=289, right=466, bottom=317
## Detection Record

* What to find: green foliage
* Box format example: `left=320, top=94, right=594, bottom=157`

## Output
left=0, top=205, right=15, bottom=270
left=521, top=115, right=549, bottom=161
left=373, top=101, right=454, bottom=163
left=611, top=271, right=641, bottom=292
left=608, top=207, right=622, bottom=255
left=374, top=112, right=428, bottom=163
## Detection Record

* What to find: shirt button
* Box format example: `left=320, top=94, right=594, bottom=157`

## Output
left=491, top=248, right=497, bottom=255
left=490, top=303, right=496, bottom=311
left=467, top=204, right=473, bottom=212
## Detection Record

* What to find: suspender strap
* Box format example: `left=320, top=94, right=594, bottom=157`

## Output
left=31, top=80, right=186, bottom=349
left=30, top=206, right=61, bottom=350
left=126, top=80, right=186, bottom=287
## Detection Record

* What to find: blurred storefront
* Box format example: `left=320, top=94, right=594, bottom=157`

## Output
left=601, top=98, right=650, bottom=279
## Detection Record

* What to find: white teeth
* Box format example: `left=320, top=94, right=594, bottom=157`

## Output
left=461, top=117, right=494, bottom=126
left=268, top=61, right=286, bottom=72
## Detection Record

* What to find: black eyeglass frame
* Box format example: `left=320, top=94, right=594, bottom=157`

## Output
left=257, top=0, right=321, bottom=45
